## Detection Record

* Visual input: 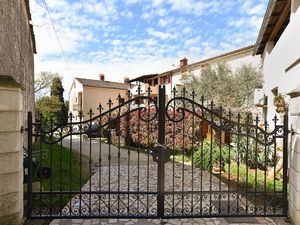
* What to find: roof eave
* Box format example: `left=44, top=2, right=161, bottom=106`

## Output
left=83, top=85, right=129, bottom=90
left=253, top=0, right=277, bottom=55
left=159, top=45, right=255, bottom=78
left=128, top=74, right=158, bottom=82
left=25, top=0, right=37, bottom=54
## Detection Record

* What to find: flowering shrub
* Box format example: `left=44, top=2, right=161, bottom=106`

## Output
left=119, top=107, right=203, bottom=151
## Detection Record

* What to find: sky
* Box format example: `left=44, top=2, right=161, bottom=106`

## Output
left=30, top=0, right=268, bottom=95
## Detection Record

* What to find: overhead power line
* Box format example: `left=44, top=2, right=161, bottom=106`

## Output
left=41, top=0, right=73, bottom=77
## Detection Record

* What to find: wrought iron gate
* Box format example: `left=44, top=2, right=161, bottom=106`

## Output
left=27, top=85, right=288, bottom=219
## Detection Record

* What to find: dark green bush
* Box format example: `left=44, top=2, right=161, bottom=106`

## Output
left=231, top=135, right=276, bottom=170
left=194, top=140, right=235, bottom=172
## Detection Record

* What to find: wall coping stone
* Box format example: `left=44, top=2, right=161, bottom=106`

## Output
left=288, top=87, right=300, bottom=98
left=0, top=75, right=23, bottom=90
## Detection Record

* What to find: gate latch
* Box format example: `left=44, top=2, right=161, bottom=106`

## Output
left=150, top=144, right=173, bottom=164
left=20, top=126, right=29, bottom=133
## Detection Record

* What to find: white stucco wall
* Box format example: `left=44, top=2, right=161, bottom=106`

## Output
left=262, top=6, right=300, bottom=122
left=130, top=82, right=147, bottom=96
left=259, top=3, right=300, bottom=224
left=130, top=48, right=261, bottom=103
left=223, top=53, right=261, bottom=72
left=170, top=49, right=261, bottom=97
left=68, top=79, right=83, bottom=120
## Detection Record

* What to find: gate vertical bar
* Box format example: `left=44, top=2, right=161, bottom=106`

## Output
left=157, top=85, right=166, bottom=219
left=283, top=112, right=289, bottom=215
left=27, top=111, right=33, bottom=218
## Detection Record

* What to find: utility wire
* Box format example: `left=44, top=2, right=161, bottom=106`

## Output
left=41, top=0, right=73, bottom=77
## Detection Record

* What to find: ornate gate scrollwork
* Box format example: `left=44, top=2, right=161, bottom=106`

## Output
left=27, top=85, right=288, bottom=220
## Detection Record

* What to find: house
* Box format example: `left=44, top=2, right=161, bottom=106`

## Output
left=129, top=45, right=261, bottom=102
left=254, top=0, right=300, bottom=122
left=128, top=45, right=260, bottom=144
left=253, top=0, right=300, bottom=224
left=69, top=75, right=130, bottom=121
left=0, top=0, right=36, bottom=224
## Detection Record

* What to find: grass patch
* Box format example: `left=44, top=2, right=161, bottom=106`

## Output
left=31, top=143, right=90, bottom=213
left=173, top=155, right=283, bottom=192
left=34, top=143, right=90, bottom=192
left=172, top=154, right=193, bottom=165
left=223, top=163, right=283, bottom=192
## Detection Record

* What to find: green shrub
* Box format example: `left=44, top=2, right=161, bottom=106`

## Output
left=194, top=140, right=235, bottom=172
left=231, top=135, right=276, bottom=170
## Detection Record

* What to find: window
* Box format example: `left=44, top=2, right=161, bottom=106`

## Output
left=75, top=97, right=77, bottom=103
left=160, top=75, right=171, bottom=85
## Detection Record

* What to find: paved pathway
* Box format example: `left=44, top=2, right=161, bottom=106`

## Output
left=50, top=217, right=289, bottom=225
left=49, top=138, right=290, bottom=225
left=62, top=137, right=149, bottom=166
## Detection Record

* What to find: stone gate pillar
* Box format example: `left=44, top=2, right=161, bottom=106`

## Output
left=0, top=79, right=24, bottom=225
left=288, top=88, right=300, bottom=225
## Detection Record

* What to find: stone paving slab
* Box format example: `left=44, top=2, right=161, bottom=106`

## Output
left=50, top=217, right=290, bottom=225
left=60, top=163, right=242, bottom=217
left=47, top=141, right=288, bottom=224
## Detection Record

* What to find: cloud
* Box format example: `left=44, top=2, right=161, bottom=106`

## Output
left=146, top=28, right=170, bottom=40
left=143, top=38, right=158, bottom=46
left=166, top=0, right=225, bottom=16
left=30, top=0, right=268, bottom=99
left=111, top=39, right=122, bottom=45
left=35, top=53, right=181, bottom=96
left=249, top=15, right=263, bottom=30
left=141, top=7, right=167, bottom=21
left=249, top=4, right=265, bottom=15
left=182, top=27, right=192, bottom=34
left=157, top=17, right=174, bottom=27
left=229, top=18, right=245, bottom=28
left=185, top=36, right=201, bottom=46
left=121, top=10, right=134, bottom=18
left=83, top=0, right=119, bottom=20
left=123, top=0, right=141, bottom=5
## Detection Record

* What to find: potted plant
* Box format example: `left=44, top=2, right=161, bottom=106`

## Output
left=273, top=94, right=286, bottom=113
left=212, top=160, right=221, bottom=174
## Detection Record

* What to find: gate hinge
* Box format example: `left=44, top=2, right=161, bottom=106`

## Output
left=20, top=126, right=29, bottom=133
left=289, top=129, right=296, bottom=135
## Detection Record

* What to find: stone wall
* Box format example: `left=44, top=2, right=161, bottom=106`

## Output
left=0, top=0, right=35, bottom=119
left=0, top=83, right=24, bottom=225
left=288, top=93, right=300, bottom=225
left=0, top=0, right=35, bottom=224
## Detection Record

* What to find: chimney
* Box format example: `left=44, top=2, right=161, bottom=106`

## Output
left=180, top=58, right=188, bottom=67
left=124, top=77, right=130, bottom=83
left=99, top=74, right=105, bottom=81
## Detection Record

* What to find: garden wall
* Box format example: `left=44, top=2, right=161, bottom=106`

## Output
left=288, top=91, right=300, bottom=225
left=0, top=0, right=35, bottom=224
left=0, top=83, right=24, bottom=225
